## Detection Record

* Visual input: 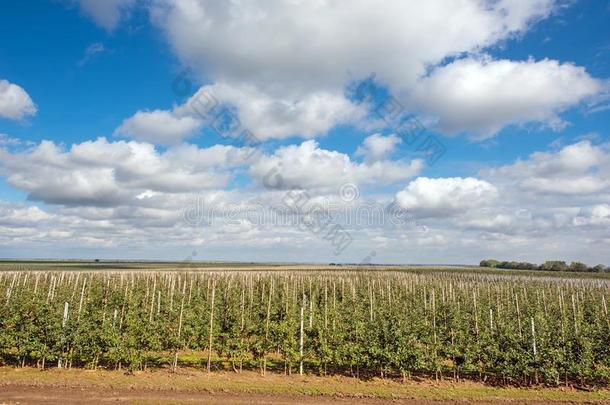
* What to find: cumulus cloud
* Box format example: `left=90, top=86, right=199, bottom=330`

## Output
left=0, top=202, right=53, bottom=226
left=186, top=83, right=364, bottom=141
left=250, top=140, right=422, bottom=191
left=119, top=83, right=365, bottom=144
left=486, top=140, right=610, bottom=196
left=0, top=79, right=37, bottom=120
left=0, top=138, right=252, bottom=207
left=457, top=212, right=515, bottom=232
left=104, top=1, right=607, bottom=142
left=152, top=0, right=555, bottom=93
left=0, top=134, right=24, bottom=146
left=75, top=0, right=136, bottom=31
left=114, top=109, right=203, bottom=144
left=573, top=204, right=610, bottom=227
left=355, top=134, right=402, bottom=163
left=2, top=139, right=610, bottom=263
left=396, top=177, right=498, bottom=218
left=137, top=0, right=573, bottom=140
left=412, top=56, right=602, bottom=138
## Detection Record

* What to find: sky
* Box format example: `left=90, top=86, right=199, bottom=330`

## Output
left=0, top=0, right=609, bottom=265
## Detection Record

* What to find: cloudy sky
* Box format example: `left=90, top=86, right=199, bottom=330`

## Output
left=1, top=0, right=609, bottom=264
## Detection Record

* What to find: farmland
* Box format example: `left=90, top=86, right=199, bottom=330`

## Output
left=0, top=262, right=609, bottom=403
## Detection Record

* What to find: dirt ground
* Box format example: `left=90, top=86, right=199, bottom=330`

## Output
left=0, top=368, right=608, bottom=404
left=0, top=385, right=408, bottom=404
left=0, top=385, right=455, bottom=405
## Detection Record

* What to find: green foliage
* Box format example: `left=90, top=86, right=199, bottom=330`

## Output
left=0, top=270, right=608, bottom=386
left=480, top=259, right=609, bottom=273
left=569, top=262, right=589, bottom=272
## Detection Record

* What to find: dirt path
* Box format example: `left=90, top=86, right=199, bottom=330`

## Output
left=0, top=385, right=571, bottom=405
left=0, top=368, right=608, bottom=404
left=0, top=385, right=445, bottom=404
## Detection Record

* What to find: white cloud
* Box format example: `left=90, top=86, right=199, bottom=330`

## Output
left=75, top=0, right=136, bottom=31
left=0, top=138, right=251, bottom=207
left=486, top=140, right=610, bottom=196
left=114, top=109, right=203, bottom=144
left=0, top=202, right=53, bottom=226
left=396, top=177, right=498, bottom=218
left=356, top=133, right=402, bottom=163
left=520, top=176, right=607, bottom=195
left=152, top=0, right=555, bottom=93
left=250, top=140, right=422, bottom=191
left=457, top=213, right=514, bottom=231
left=120, top=83, right=365, bottom=144
left=184, top=83, right=364, bottom=141
left=108, top=1, right=605, bottom=142
left=2, top=140, right=610, bottom=264
left=573, top=204, right=610, bottom=227
left=0, top=134, right=23, bottom=146
left=412, top=56, right=602, bottom=138
left=142, top=0, right=565, bottom=140
left=0, top=79, right=37, bottom=120
left=78, top=42, right=106, bottom=66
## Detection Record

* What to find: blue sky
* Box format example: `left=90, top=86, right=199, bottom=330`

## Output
left=0, top=0, right=609, bottom=264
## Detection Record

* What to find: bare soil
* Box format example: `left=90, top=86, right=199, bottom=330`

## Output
left=0, top=385, right=447, bottom=404
left=0, top=368, right=608, bottom=404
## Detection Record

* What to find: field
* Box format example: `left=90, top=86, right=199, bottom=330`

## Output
left=1, top=261, right=609, bottom=403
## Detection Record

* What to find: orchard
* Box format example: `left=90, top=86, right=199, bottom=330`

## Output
left=1, top=268, right=608, bottom=386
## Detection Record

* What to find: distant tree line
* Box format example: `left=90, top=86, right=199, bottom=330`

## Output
left=480, top=259, right=609, bottom=273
